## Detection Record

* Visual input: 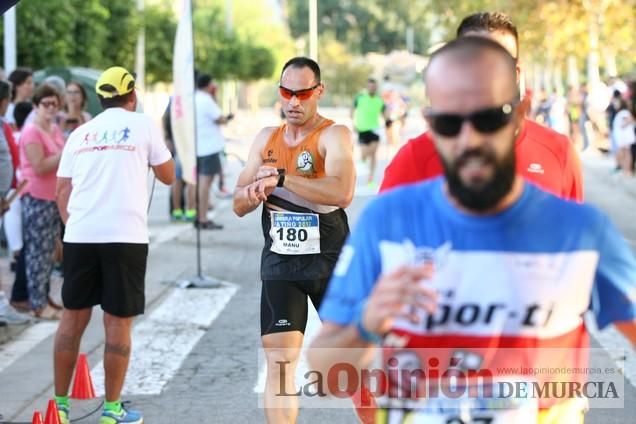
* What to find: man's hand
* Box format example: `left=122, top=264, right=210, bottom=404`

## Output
left=254, top=165, right=279, bottom=182
left=243, top=165, right=282, bottom=204
left=362, top=264, right=438, bottom=337
left=244, top=175, right=277, bottom=204
left=0, top=197, right=8, bottom=217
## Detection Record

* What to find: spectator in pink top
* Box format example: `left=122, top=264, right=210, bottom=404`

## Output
left=19, top=84, right=65, bottom=319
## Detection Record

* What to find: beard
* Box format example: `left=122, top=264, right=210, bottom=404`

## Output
left=442, top=144, right=516, bottom=212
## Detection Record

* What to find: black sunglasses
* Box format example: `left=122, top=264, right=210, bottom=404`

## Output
left=425, top=101, right=519, bottom=137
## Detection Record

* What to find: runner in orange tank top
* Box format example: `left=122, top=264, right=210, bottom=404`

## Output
left=233, top=57, right=356, bottom=424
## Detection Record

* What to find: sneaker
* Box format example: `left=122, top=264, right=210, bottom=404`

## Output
left=194, top=220, right=224, bottom=230
left=0, top=301, right=32, bottom=325
left=100, top=406, right=143, bottom=424
left=184, top=209, right=196, bottom=222
left=171, top=208, right=184, bottom=222
left=57, top=404, right=70, bottom=424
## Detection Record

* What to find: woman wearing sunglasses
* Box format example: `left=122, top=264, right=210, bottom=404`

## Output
left=18, top=84, right=65, bottom=319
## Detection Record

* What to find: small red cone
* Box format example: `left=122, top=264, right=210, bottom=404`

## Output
left=43, top=400, right=60, bottom=424
left=31, top=411, right=44, bottom=424
left=71, top=353, right=96, bottom=399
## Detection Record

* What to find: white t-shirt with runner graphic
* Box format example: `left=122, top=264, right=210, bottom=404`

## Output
left=57, top=107, right=172, bottom=243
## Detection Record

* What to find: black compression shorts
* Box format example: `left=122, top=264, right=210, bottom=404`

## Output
left=260, top=278, right=329, bottom=336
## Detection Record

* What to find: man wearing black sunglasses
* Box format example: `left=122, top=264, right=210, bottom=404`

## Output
left=380, top=12, right=583, bottom=203
left=310, top=36, right=636, bottom=424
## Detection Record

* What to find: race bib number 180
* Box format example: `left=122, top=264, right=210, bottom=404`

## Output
left=269, top=211, right=320, bottom=255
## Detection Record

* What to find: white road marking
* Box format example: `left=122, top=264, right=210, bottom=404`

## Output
left=253, top=302, right=321, bottom=393
left=92, top=282, right=238, bottom=395
left=0, top=323, right=58, bottom=374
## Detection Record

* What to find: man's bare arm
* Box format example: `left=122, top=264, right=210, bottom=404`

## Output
left=233, top=127, right=274, bottom=217
left=278, top=125, right=355, bottom=208
left=614, top=320, right=636, bottom=348
left=56, top=177, right=72, bottom=224
left=152, top=158, right=175, bottom=185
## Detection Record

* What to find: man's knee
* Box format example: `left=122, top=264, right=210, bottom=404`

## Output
left=103, top=313, right=134, bottom=332
left=263, top=336, right=302, bottom=380
left=59, top=308, right=92, bottom=334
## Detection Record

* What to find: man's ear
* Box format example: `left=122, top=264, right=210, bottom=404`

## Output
left=516, top=95, right=531, bottom=119
left=127, top=90, right=139, bottom=112
left=316, top=83, right=325, bottom=99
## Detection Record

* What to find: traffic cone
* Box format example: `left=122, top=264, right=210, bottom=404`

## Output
left=31, top=411, right=44, bottom=424
left=43, top=400, right=60, bottom=424
left=70, top=353, right=96, bottom=399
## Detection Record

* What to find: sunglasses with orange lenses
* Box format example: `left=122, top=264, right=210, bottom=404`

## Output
left=278, top=83, right=320, bottom=101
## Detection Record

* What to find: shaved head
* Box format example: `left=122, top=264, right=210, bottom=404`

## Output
left=425, top=36, right=517, bottom=98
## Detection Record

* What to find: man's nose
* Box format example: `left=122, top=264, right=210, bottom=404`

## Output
left=456, top=120, right=484, bottom=150
left=288, top=95, right=301, bottom=106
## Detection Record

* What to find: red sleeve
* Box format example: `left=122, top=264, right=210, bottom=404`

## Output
left=564, top=142, right=584, bottom=202
left=3, top=122, right=18, bottom=188
left=380, top=139, right=420, bottom=192
left=380, top=132, right=444, bottom=192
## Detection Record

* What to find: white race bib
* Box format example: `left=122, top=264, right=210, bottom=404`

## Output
left=378, top=383, right=538, bottom=424
left=379, top=398, right=538, bottom=424
left=269, top=211, right=320, bottom=255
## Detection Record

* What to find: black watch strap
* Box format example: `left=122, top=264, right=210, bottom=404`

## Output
left=276, top=169, right=286, bottom=187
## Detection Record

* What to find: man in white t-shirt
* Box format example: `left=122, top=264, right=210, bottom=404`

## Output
left=53, top=66, right=174, bottom=424
left=194, top=73, right=232, bottom=229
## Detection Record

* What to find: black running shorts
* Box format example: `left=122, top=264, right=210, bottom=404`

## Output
left=62, top=243, right=148, bottom=317
left=260, top=278, right=329, bottom=336
left=357, top=130, right=380, bottom=145
left=197, top=152, right=222, bottom=177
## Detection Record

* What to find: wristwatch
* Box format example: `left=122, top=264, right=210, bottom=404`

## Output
left=276, top=169, right=286, bottom=187
left=354, top=301, right=384, bottom=345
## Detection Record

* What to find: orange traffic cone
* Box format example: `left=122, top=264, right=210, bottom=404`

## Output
left=43, top=400, right=60, bottom=424
left=71, top=353, right=96, bottom=399
left=31, top=411, right=44, bottom=424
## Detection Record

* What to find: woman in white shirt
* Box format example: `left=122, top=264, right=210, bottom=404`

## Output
left=612, top=98, right=635, bottom=176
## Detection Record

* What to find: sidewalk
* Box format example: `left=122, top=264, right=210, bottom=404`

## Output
left=581, top=148, right=636, bottom=199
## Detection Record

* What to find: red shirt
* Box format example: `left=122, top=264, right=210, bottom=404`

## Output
left=380, top=119, right=583, bottom=202
left=3, top=121, right=19, bottom=188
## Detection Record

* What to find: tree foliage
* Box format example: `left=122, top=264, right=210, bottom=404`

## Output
left=144, top=2, right=176, bottom=84
left=425, top=0, right=636, bottom=77
left=286, top=0, right=635, bottom=77
left=193, top=0, right=287, bottom=81
left=286, top=0, right=434, bottom=55
left=318, top=36, right=373, bottom=106
left=0, top=0, right=281, bottom=84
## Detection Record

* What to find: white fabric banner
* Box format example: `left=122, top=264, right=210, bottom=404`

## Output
left=171, top=0, right=196, bottom=184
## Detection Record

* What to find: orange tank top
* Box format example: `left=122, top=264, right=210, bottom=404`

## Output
left=261, top=118, right=334, bottom=179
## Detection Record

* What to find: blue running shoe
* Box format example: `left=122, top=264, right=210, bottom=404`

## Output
left=99, top=406, right=143, bottom=424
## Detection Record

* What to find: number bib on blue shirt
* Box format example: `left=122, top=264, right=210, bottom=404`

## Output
left=269, top=211, right=321, bottom=255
